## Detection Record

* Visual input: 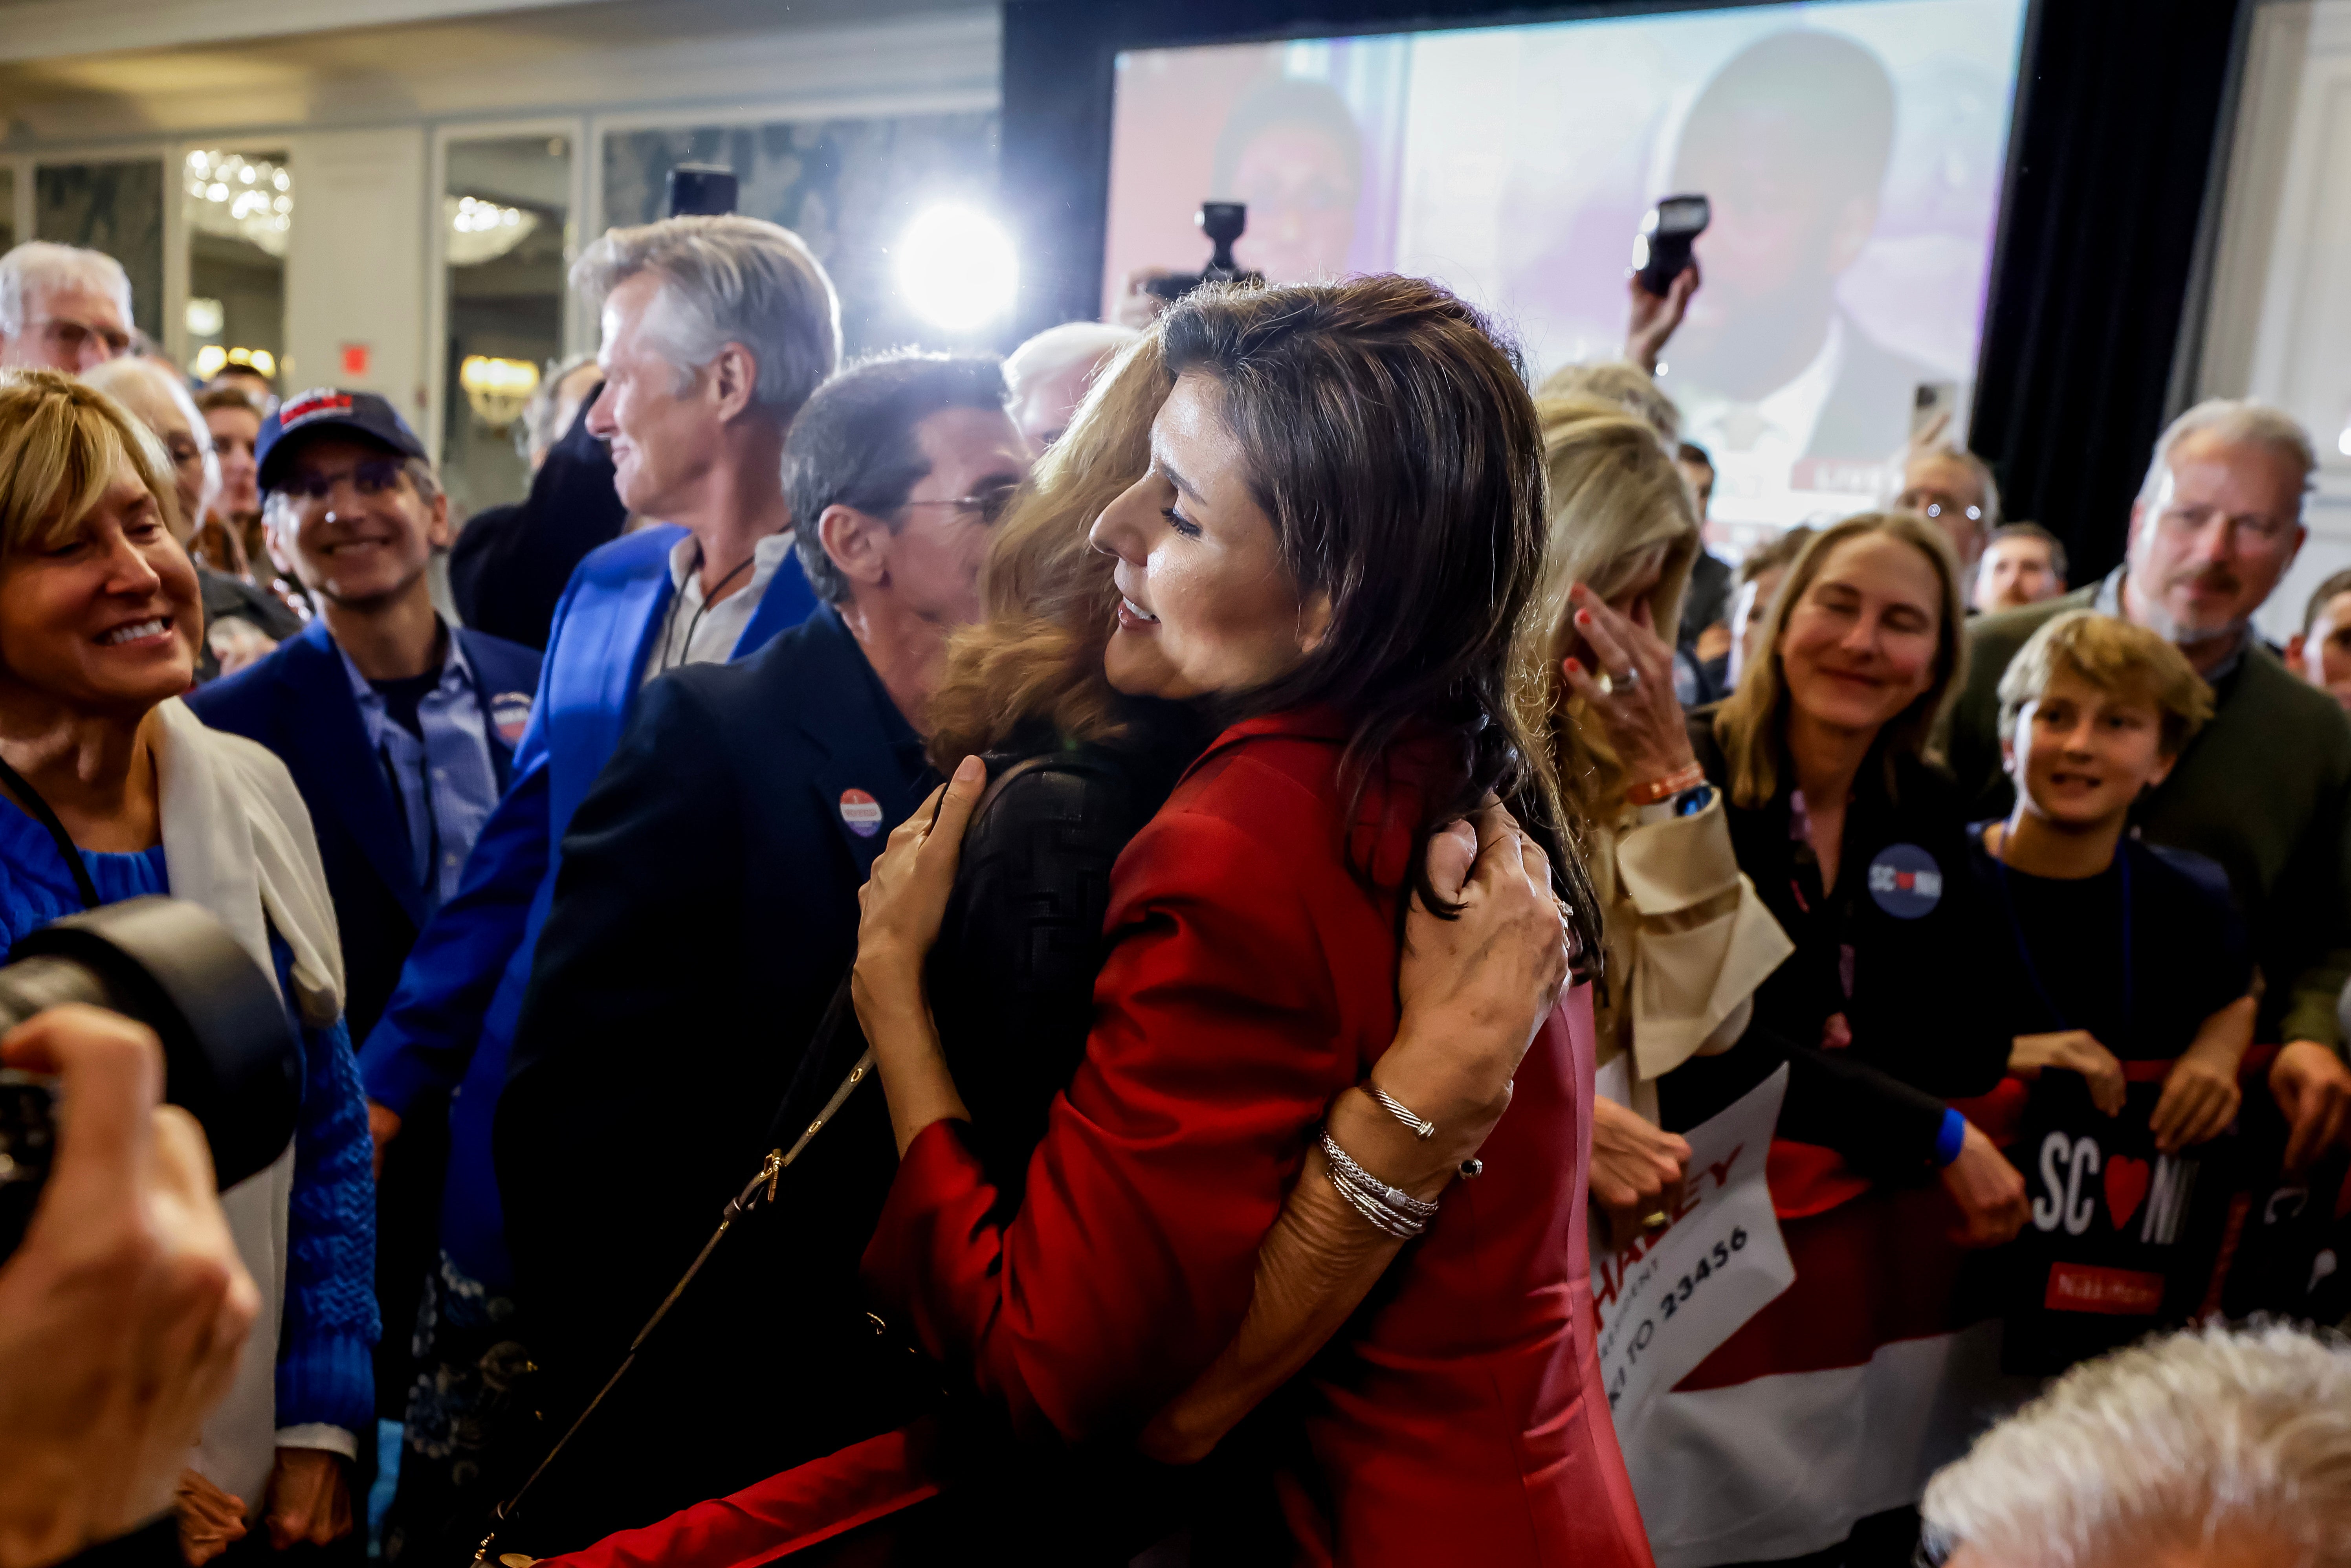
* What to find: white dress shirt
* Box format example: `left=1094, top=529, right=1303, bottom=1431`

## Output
left=1680, top=315, right=1847, bottom=470
left=641, top=530, right=798, bottom=686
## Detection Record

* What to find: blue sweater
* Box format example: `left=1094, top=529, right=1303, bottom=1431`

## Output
left=0, top=806, right=378, bottom=1438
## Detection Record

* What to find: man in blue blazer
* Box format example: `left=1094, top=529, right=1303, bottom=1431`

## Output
left=491, top=352, right=1027, bottom=1551
left=189, top=389, right=541, bottom=1042
left=346, top=215, right=841, bottom=1553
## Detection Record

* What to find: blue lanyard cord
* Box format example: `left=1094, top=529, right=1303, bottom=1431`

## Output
left=1993, top=837, right=2133, bottom=1046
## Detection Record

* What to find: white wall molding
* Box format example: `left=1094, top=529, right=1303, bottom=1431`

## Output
left=2197, top=0, right=2351, bottom=640
left=0, top=0, right=615, bottom=65
left=0, top=5, right=999, bottom=147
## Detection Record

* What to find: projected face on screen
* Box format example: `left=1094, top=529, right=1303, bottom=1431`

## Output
left=1669, top=33, right=1894, bottom=401
left=1105, top=0, right=2030, bottom=537
left=1212, top=80, right=1364, bottom=284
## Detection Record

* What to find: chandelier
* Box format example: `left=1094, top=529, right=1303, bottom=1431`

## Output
left=446, top=194, right=540, bottom=266
left=185, top=151, right=292, bottom=258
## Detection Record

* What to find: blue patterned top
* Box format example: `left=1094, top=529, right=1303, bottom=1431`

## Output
left=0, top=803, right=378, bottom=1438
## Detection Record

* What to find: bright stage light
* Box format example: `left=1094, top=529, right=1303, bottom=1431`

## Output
left=896, top=205, right=1017, bottom=332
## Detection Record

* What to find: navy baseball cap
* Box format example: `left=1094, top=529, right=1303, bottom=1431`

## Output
left=256, top=387, right=429, bottom=495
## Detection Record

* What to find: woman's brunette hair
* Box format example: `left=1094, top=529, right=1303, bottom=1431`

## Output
left=1711, top=509, right=1965, bottom=808
left=0, top=368, right=183, bottom=551
left=1157, top=277, right=1595, bottom=945
left=924, top=331, right=1172, bottom=766
left=1527, top=394, right=1701, bottom=823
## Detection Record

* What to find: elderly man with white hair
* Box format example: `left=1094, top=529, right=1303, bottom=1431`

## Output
left=352, top=216, right=838, bottom=1555
left=1946, top=399, right=2351, bottom=1177
left=0, top=240, right=135, bottom=372
left=1921, top=1322, right=2351, bottom=1568
left=1002, top=318, right=1138, bottom=454
left=81, top=356, right=302, bottom=678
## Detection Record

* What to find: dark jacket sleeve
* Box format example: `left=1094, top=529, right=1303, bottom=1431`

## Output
left=930, top=756, right=1144, bottom=1203
left=495, top=670, right=747, bottom=1372
left=447, top=391, right=626, bottom=651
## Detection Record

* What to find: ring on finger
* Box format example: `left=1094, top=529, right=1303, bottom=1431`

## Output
left=1615, top=664, right=1641, bottom=694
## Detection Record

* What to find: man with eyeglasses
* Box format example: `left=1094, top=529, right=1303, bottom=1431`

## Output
left=1945, top=400, right=2351, bottom=1187
left=1894, top=441, right=2002, bottom=573
left=0, top=241, right=136, bottom=372
left=491, top=352, right=1027, bottom=1551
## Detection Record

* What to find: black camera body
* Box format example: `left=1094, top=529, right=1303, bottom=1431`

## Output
left=1632, top=193, right=1710, bottom=296
left=1145, top=201, right=1266, bottom=301
left=0, top=898, right=301, bottom=1262
left=666, top=163, right=739, bottom=219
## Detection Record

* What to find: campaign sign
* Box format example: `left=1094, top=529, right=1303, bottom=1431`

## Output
left=1591, top=1064, right=1793, bottom=1433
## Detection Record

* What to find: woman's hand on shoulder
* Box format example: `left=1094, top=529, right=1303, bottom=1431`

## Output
left=1383, top=799, right=1570, bottom=1148
left=853, top=756, right=988, bottom=1155
left=1559, top=583, right=1698, bottom=797
left=851, top=756, right=986, bottom=1024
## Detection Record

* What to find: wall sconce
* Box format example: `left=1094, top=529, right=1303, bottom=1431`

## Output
left=192, top=345, right=276, bottom=380
left=459, top=355, right=539, bottom=430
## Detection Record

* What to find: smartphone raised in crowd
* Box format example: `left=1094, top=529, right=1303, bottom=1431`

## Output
left=1631, top=194, right=1709, bottom=296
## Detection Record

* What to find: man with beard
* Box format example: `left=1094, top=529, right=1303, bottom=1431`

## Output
left=1664, top=30, right=1937, bottom=469
left=1945, top=400, right=2351, bottom=1177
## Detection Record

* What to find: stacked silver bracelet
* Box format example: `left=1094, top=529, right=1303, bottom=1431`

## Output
left=1319, top=1127, right=1440, bottom=1239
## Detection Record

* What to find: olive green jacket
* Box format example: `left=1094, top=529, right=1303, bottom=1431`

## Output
left=1943, top=582, right=2351, bottom=1050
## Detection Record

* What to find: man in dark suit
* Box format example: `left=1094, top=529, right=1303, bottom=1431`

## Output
left=184, top=388, right=541, bottom=1520
left=491, top=352, right=1028, bottom=1551
left=1665, top=30, right=1941, bottom=466
left=446, top=360, right=627, bottom=651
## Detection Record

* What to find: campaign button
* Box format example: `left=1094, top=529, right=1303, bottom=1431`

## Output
left=839, top=789, right=883, bottom=837
left=490, top=691, right=533, bottom=745
left=1865, top=842, right=1942, bottom=919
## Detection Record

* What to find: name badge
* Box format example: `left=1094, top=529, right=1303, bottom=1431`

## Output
left=1866, top=842, right=1943, bottom=919
left=839, top=788, right=883, bottom=838
left=489, top=691, right=533, bottom=745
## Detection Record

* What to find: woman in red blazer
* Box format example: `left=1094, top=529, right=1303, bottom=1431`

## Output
left=854, top=277, right=1653, bottom=1566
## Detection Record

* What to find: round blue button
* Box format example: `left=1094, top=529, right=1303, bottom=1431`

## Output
left=1866, top=842, right=1944, bottom=919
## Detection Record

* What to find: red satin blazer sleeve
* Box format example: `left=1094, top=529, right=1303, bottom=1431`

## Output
left=864, top=778, right=1374, bottom=1443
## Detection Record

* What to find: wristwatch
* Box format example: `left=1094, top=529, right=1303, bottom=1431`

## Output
left=1636, top=781, right=1714, bottom=826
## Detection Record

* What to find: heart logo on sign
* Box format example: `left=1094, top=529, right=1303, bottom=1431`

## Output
left=2105, top=1155, right=2150, bottom=1231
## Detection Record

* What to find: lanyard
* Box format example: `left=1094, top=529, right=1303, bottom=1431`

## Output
left=1993, top=838, right=2133, bottom=1045
left=0, top=753, right=100, bottom=912
left=659, top=545, right=759, bottom=675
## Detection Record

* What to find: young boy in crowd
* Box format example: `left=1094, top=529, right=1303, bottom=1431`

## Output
left=1972, top=611, right=2256, bottom=1374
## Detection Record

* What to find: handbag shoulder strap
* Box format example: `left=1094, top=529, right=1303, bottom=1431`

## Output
left=0, top=753, right=101, bottom=912
left=471, top=1045, right=875, bottom=1566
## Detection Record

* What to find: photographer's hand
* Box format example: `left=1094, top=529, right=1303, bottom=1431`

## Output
left=0, top=1006, right=259, bottom=1568
left=1625, top=263, right=1699, bottom=376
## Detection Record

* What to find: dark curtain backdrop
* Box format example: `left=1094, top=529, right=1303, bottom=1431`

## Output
left=1970, top=0, right=2248, bottom=578
left=1002, top=0, right=2252, bottom=580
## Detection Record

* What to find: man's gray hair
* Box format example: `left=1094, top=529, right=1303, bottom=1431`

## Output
left=0, top=241, right=134, bottom=337
left=1921, top=1322, right=2351, bottom=1568
left=517, top=349, right=598, bottom=460
left=572, top=215, right=840, bottom=422
left=1004, top=321, right=1139, bottom=400
left=2137, top=397, right=2316, bottom=518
